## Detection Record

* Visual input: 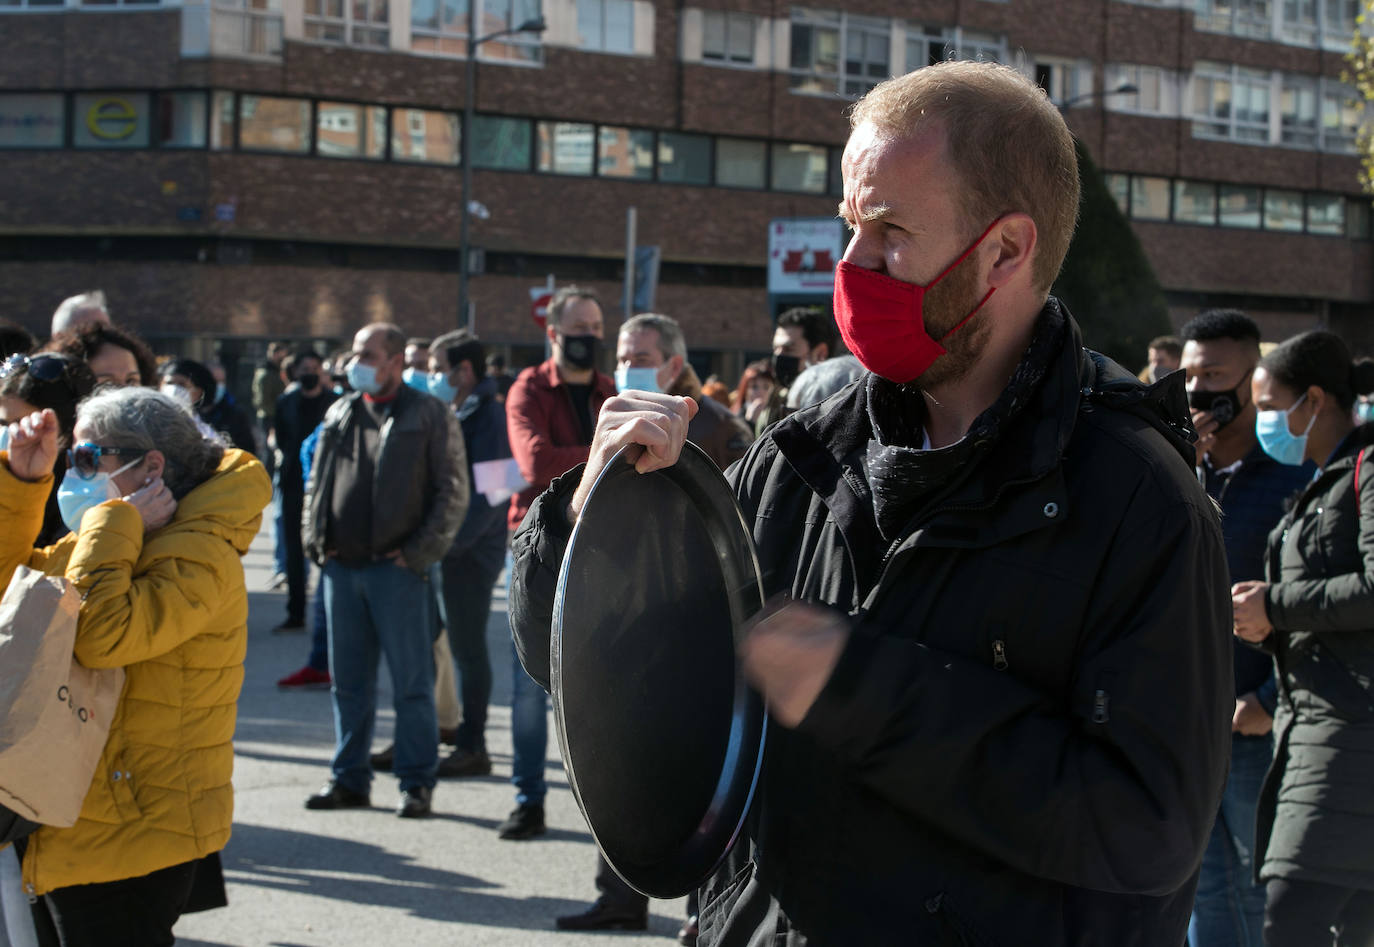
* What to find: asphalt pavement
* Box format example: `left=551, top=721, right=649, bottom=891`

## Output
left=172, top=516, right=689, bottom=947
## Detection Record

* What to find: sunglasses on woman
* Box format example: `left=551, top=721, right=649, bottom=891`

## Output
left=66, top=442, right=147, bottom=480
left=0, top=354, right=67, bottom=383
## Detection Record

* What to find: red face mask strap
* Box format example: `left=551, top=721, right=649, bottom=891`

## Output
left=926, top=217, right=1003, bottom=288
left=941, top=286, right=997, bottom=341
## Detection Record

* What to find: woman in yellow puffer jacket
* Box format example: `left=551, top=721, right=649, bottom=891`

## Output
left=0, top=385, right=270, bottom=946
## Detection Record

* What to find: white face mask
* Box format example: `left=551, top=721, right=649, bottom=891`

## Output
left=161, top=383, right=195, bottom=412
left=56, top=456, right=142, bottom=534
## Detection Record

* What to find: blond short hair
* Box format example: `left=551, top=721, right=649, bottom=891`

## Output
left=850, top=61, right=1080, bottom=295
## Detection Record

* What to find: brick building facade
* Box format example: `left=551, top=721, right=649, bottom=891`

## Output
left=0, top=0, right=1370, bottom=383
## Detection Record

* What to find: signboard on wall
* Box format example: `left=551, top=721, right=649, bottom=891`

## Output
left=0, top=94, right=64, bottom=149
left=767, top=218, right=845, bottom=295
left=72, top=93, right=151, bottom=149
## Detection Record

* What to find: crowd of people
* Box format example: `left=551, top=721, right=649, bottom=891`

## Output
left=2, top=57, right=1374, bottom=947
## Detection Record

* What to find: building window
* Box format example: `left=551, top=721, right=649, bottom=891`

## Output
left=790, top=9, right=890, bottom=97
left=537, top=121, right=595, bottom=174
left=657, top=131, right=712, bottom=185
left=391, top=108, right=459, bottom=164
left=770, top=142, right=827, bottom=193
left=1131, top=176, right=1171, bottom=220
left=1280, top=76, right=1319, bottom=145
left=1105, top=173, right=1131, bottom=215
left=715, top=137, right=766, bottom=188
left=316, top=102, right=387, bottom=158
left=1321, top=83, right=1360, bottom=153
left=0, top=94, right=64, bottom=149
left=1196, top=0, right=1273, bottom=39
left=1321, top=0, right=1358, bottom=48
left=1174, top=180, right=1218, bottom=224
left=1279, top=0, right=1317, bottom=43
left=476, top=0, right=542, bottom=62
left=1307, top=193, right=1345, bottom=233
left=72, top=93, right=151, bottom=149
left=1264, top=188, right=1305, bottom=230
left=472, top=114, right=531, bottom=170
left=598, top=126, right=654, bottom=179
left=0, top=0, right=66, bottom=8
left=1191, top=62, right=1270, bottom=142
left=305, top=0, right=388, bottom=46
left=1219, top=184, right=1262, bottom=227
left=211, top=90, right=235, bottom=149
left=1104, top=64, right=1179, bottom=115
left=904, top=24, right=947, bottom=71
left=1036, top=58, right=1092, bottom=108
left=577, top=0, right=634, bottom=54
left=78, top=0, right=159, bottom=7
left=828, top=146, right=843, bottom=196
left=411, top=0, right=469, bottom=56
left=156, top=92, right=208, bottom=148
left=210, top=0, right=284, bottom=57
left=946, top=27, right=1005, bottom=63
left=239, top=95, right=311, bottom=153
left=702, top=11, right=755, bottom=64
left=1347, top=198, right=1371, bottom=239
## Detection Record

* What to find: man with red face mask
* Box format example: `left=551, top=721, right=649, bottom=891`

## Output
left=507, top=62, right=1232, bottom=946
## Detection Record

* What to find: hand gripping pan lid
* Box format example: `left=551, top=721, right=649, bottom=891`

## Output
left=551, top=442, right=768, bottom=899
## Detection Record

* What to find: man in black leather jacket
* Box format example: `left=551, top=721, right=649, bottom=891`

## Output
left=510, top=62, right=1232, bottom=946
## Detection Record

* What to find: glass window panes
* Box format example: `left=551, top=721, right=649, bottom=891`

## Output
left=1322, top=88, right=1360, bottom=153
left=238, top=94, right=310, bottom=153
left=211, top=90, right=236, bottom=149
left=828, top=146, right=843, bottom=196
left=789, top=9, right=840, bottom=93
left=598, top=126, right=653, bottom=179
left=1104, top=173, right=1130, bottom=215
left=73, top=93, right=151, bottom=148
left=657, top=131, right=711, bottom=185
left=1281, top=78, right=1318, bottom=145
left=1264, top=188, right=1304, bottom=230
left=316, top=102, right=385, bottom=158
left=715, top=138, right=766, bottom=188
left=1174, top=181, right=1217, bottom=224
left=156, top=92, right=207, bottom=148
left=1131, top=177, right=1171, bottom=220
left=578, top=0, right=633, bottom=53
left=703, top=11, right=754, bottom=63
left=770, top=142, right=827, bottom=193
left=1306, top=193, right=1344, bottom=234
left=1347, top=199, right=1371, bottom=240
left=843, top=16, right=889, bottom=96
left=1234, top=68, right=1270, bottom=141
left=537, top=122, right=594, bottom=175
left=391, top=108, right=459, bottom=164
left=472, top=114, right=531, bottom=170
left=1219, top=185, right=1262, bottom=228
left=0, top=94, right=65, bottom=149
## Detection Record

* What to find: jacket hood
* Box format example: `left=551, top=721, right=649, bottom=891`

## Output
left=166, top=447, right=271, bottom=555
left=1078, top=337, right=1198, bottom=469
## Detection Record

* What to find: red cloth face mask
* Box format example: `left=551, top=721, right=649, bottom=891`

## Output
left=834, top=219, right=1001, bottom=384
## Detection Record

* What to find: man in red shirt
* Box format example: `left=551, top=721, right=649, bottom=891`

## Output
left=498, top=286, right=616, bottom=840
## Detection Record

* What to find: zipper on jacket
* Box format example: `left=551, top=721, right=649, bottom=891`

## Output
left=1092, top=689, right=1110, bottom=724
left=992, top=639, right=1008, bottom=671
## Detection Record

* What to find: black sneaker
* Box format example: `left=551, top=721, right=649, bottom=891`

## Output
left=436, top=748, right=492, bottom=779
left=272, top=620, right=305, bottom=634
left=304, top=781, right=370, bottom=810
left=397, top=786, right=432, bottom=818
left=496, top=803, right=545, bottom=840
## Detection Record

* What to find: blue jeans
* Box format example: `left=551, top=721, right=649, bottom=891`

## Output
left=307, top=570, right=328, bottom=672
left=1189, top=732, right=1274, bottom=947
left=323, top=558, right=438, bottom=793
left=508, top=553, right=547, bottom=807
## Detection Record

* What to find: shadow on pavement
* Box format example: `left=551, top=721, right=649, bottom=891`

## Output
left=221, top=824, right=600, bottom=929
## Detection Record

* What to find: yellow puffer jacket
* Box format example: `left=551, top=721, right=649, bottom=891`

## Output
left=0, top=448, right=270, bottom=896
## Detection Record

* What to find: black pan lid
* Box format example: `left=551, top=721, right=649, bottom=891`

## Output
left=551, top=442, right=768, bottom=899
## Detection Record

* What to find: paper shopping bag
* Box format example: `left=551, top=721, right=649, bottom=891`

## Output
left=0, top=566, right=123, bottom=827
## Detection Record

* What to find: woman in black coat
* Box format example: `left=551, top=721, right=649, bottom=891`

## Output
left=1232, top=330, right=1374, bottom=946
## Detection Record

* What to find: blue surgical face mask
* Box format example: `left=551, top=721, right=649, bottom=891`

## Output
left=1357, top=401, right=1374, bottom=425
left=615, top=365, right=662, bottom=394
left=1256, top=393, right=1316, bottom=466
left=402, top=367, right=430, bottom=394
left=346, top=361, right=381, bottom=396
left=0, top=425, right=9, bottom=453
left=428, top=371, right=458, bottom=404
left=56, top=456, right=142, bottom=534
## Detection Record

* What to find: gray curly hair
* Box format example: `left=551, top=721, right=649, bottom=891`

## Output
left=77, top=387, right=225, bottom=499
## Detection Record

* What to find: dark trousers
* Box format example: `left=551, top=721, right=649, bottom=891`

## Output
left=281, top=484, right=306, bottom=624
left=31, top=860, right=197, bottom=947
left=1264, top=877, right=1374, bottom=946
left=436, top=537, right=503, bottom=754
left=595, top=851, right=648, bottom=914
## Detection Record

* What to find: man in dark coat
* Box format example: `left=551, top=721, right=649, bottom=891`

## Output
left=507, top=61, right=1233, bottom=946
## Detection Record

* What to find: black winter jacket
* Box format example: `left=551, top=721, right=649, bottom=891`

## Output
left=510, top=305, right=1233, bottom=946
left=1255, top=423, right=1374, bottom=889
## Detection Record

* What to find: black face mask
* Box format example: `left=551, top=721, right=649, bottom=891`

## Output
left=297, top=372, right=320, bottom=391
left=560, top=334, right=600, bottom=371
left=1188, top=373, right=1250, bottom=431
left=772, top=354, right=801, bottom=388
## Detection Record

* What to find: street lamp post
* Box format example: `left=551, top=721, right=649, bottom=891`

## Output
left=458, top=10, right=546, bottom=329
left=1058, top=82, right=1138, bottom=112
